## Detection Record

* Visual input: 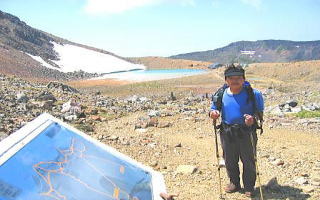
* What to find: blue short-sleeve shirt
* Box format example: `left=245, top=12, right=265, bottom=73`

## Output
left=211, top=87, right=264, bottom=125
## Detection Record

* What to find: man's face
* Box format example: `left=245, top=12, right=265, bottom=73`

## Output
left=225, top=75, right=245, bottom=89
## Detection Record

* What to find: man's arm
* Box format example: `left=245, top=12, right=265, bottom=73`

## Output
left=254, top=89, right=264, bottom=112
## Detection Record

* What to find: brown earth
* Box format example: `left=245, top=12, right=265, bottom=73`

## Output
left=128, top=56, right=212, bottom=69
left=95, top=111, right=320, bottom=200
left=68, top=79, right=132, bottom=87
left=71, top=60, right=320, bottom=199
left=68, top=71, right=222, bottom=98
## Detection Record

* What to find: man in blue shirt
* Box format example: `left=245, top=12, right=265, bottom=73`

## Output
left=209, top=64, right=264, bottom=198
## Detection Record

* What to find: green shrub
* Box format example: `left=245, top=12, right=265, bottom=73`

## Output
left=295, top=110, right=320, bottom=118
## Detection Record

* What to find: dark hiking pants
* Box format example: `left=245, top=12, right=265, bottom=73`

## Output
left=220, top=124, right=257, bottom=192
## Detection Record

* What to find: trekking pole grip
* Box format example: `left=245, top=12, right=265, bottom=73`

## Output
left=213, top=119, right=217, bottom=128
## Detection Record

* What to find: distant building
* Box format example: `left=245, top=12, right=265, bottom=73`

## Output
left=241, top=50, right=256, bottom=55
left=208, top=63, right=223, bottom=69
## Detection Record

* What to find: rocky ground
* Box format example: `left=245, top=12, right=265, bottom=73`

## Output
left=0, top=69, right=320, bottom=199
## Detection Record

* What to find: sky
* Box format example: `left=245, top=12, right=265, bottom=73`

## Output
left=1, top=0, right=320, bottom=57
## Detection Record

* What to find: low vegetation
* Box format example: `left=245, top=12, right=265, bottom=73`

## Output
left=295, top=110, right=320, bottom=118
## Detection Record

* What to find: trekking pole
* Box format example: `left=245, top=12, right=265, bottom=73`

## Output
left=249, top=130, right=264, bottom=200
left=213, top=120, right=224, bottom=199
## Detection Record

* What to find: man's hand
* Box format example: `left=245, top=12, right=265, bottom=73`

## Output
left=244, top=114, right=254, bottom=126
left=209, top=110, right=220, bottom=120
left=160, top=193, right=179, bottom=200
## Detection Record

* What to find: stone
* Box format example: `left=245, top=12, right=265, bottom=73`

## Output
left=150, top=161, right=158, bottom=167
left=176, top=165, right=198, bottom=174
left=126, top=95, right=139, bottom=103
left=47, top=82, right=79, bottom=93
left=157, top=122, right=171, bottom=128
left=90, top=115, right=102, bottom=122
left=266, top=177, right=280, bottom=191
left=312, top=166, right=320, bottom=171
left=36, top=91, right=57, bottom=102
left=268, top=156, right=276, bottom=162
left=135, top=128, right=148, bottom=133
left=64, top=114, right=78, bottom=121
left=16, top=92, right=29, bottom=103
left=81, top=124, right=94, bottom=132
left=271, top=159, right=284, bottom=166
left=108, top=135, right=119, bottom=141
left=140, top=122, right=148, bottom=129
left=295, top=177, right=308, bottom=185
left=302, top=186, right=315, bottom=193
left=148, top=143, right=157, bottom=148
left=61, top=99, right=81, bottom=114
left=135, top=116, right=150, bottom=129
left=148, top=117, right=158, bottom=127
left=40, top=100, right=54, bottom=110
left=139, top=97, right=149, bottom=103
left=291, top=106, right=302, bottom=113
left=175, top=143, right=182, bottom=148
left=169, top=92, right=176, bottom=101
left=310, top=178, right=320, bottom=186
left=98, top=134, right=104, bottom=140
left=148, top=110, right=160, bottom=117
left=287, top=100, right=298, bottom=108
left=270, top=106, right=284, bottom=117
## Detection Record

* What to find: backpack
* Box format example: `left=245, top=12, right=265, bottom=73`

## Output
left=211, top=81, right=264, bottom=134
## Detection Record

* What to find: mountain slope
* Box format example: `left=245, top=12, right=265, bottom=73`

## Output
left=170, top=40, right=320, bottom=63
left=128, top=56, right=211, bottom=69
left=0, top=10, right=144, bottom=80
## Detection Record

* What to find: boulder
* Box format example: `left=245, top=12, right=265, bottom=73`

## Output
left=16, top=92, right=29, bottom=103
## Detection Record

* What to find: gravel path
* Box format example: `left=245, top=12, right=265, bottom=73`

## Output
left=95, top=112, right=320, bottom=200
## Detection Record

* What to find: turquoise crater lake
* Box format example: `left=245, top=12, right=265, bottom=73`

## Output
left=94, top=69, right=208, bottom=81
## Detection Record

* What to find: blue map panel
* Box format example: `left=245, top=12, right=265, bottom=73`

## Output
left=0, top=122, right=153, bottom=200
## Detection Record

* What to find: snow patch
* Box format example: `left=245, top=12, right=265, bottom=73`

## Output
left=26, top=43, right=145, bottom=75
left=51, top=42, right=145, bottom=74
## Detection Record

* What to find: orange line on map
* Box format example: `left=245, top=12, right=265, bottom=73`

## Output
left=32, top=138, right=131, bottom=200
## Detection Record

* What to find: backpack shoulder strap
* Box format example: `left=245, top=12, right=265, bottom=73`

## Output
left=244, top=84, right=264, bottom=134
left=212, top=84, right=228, bottom=111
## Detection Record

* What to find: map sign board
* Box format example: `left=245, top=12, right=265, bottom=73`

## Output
left=0, top=113, right=166, bottom=200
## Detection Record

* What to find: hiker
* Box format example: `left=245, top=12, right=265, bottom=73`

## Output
left=209, top=64, right=264, bottom=198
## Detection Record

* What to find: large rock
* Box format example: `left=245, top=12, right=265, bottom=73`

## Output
left=36, top=91, right=57, bottom=102
left=270, top=106, right=284, bottom=117
left=40, top=100, right=55, bottom=110
left=287, top=100, right=298, bottom=108
left=126, top=95, right=139, bottom=103
left=291, top=106, right=302, bottom=113
left=16, top=92, right=29, bottom=103
left=134, top=116, right=158, bottom=129
left=61, top=99, right=81, bottom=114
left=47, top=82, right=79, bottom=93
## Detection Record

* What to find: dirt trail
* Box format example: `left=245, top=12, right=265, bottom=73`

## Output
left=95, top=111, right=320, bottom=200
